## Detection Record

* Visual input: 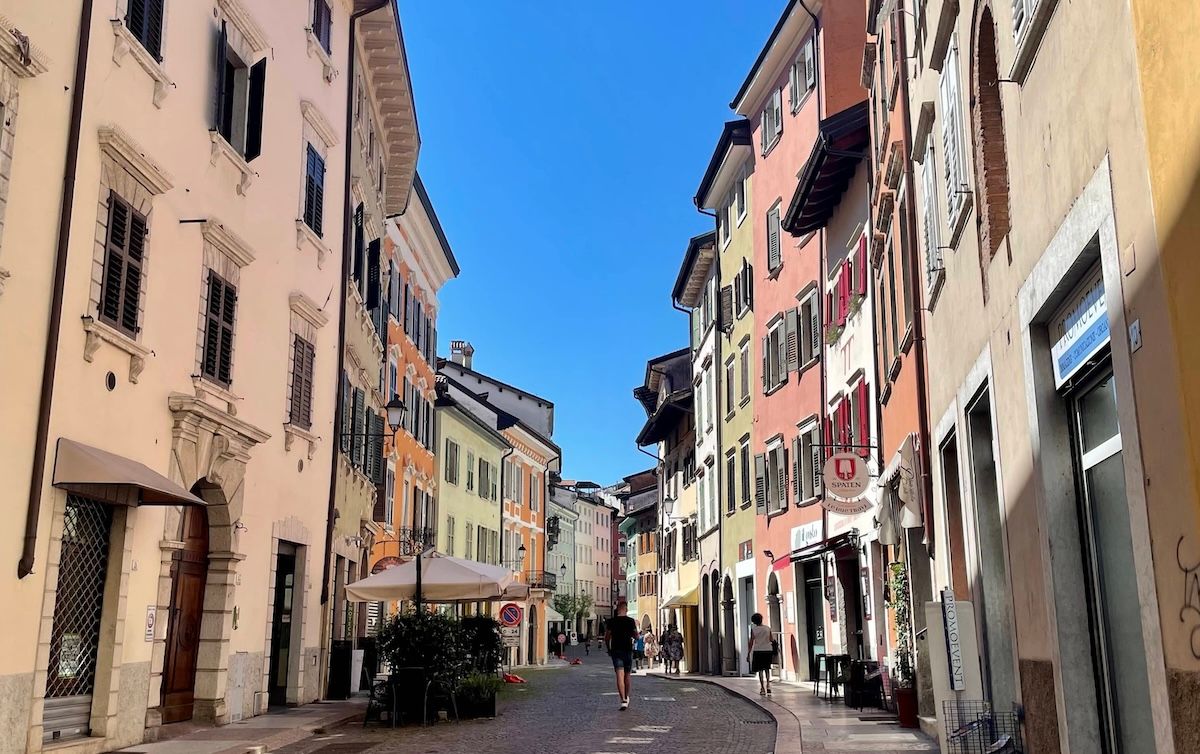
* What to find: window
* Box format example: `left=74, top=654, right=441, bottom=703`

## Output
left=465, top=521, right=474, bottom=563
left=99, top=192, right=147, bottom=337
left=725, top=451, right=737, bottom=514
left=1012, top=0, right=1036, bottom=41
left=725, top=357, right=736, bottom=415
left=384, top=467, right=395, bottom=526
left=763, top=312, right=798, bottom=392
left=761, top=88, right=783, bottom=154
left=735, top=167, right=747, bottom=222
left=445, top=439, right=460, bottom=485
left=939, top=34, right=969, bottom=231
left=795, top=422, right=822, bottom=502
left=739, top=439, right=751, bottom=507
left=798, top=291, right=820, bottom=366
left=529, top=471, right=538, bottom=510
left=288, top=335, right=316, bottom=429
left=126, top=0, right=165, bottom=61
left=740, top=341, right=750, bottom=400
left=898, top=199, right=914, bottom=330
left=201, top=271, right=237, bottom=385
left=788, top=36, right=816, bottom=112
left=887, top=233, right=900, bottom=358
left=921, top=144, right=944, bottom=295
left=311, top=0, right=332, bottom=54
left=213, top=21, right=266, bottom=161
left=446, top=515, right=456, bottom=557
left=695, top=374, right=705, bottom=434
left=766, top=442, right=788, bottom=512
left=303, top=144, right=326, bottom=236
left=766, top=205, right=782, bottom=271
left=734, top=258, right=754, bottom=315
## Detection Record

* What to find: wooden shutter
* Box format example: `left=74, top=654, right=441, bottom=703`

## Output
left=857, top=381, right=870, bottom=458
left=203, top=272, right=236, bottom=385
left=289, top=335, right=316, bottom=429
left=804, top=38, right=816, bottom=90
left=366, top=238, right=381, bottom=310
left=734, top=270, right=743, bottom=312
left=315, top=0, right=332, bottom=52
left=784, top=307, right=800, bottom=371
left=777, top=445, right=789, bottom=510
left=245, top=58, right=267, bottom=161
left=719, top=285, right=733, bottom=331
left=304, top=145, right=325, bottom=236
left=100, top=194, right=147, bottom=337
left=837, top=262, right=850, bottom=325
left=746, top=263, right=754, bottom=310
left=761, top=336, right=770, bottom=393
left=364, top=410, right=377, bottom=482
left=808, top=297, right=821, bottom=362
left=754, top=453, right=767, bottom=514
left=856, top=235, right=868, bottom=294
left=767, top=209, right=781, bottom=270
left=775, top=325, right=787, bottom=386
left=213, top=21, right=228, bottom=131
left=788, top=59, right=799, bottom=109
left=811, top=427, right=823, bottom=494
left=373, top=413, right=386, bottom=484
left=940, top=38, right=963, bottom=219
left=792, top=435, right=802, bottom=500
left=339, top=371, right=350, bottom=453
left=350, top=388, right=365, bottom=468
left=823, top=416, right=834, bottom=458
left=773, top=89, right=783, bottom=136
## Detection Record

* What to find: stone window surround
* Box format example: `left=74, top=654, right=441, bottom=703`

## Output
left=193, top=219, right=254, bottom=409
left=84, top=126, right=173, bottom=382
left=305, top=0, right=338, bottom=83
left=295, top=100, right=338, bottom=268
left=209, top=0, right=269, bottom=195
left=110, top=0, right=173, bottom=109
left=284, top=291, right=329, bottom=459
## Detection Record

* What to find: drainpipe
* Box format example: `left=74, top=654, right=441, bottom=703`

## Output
left=19, top=0, right=95, bottom=579
left=321, top=0, right=388, bottom=608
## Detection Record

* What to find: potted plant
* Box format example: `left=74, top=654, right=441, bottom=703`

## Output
left=376, top=610, right=468, bottom=724
left=887, top=562, right=919, bottom=728
left=457, top=672, right=502, bottom=718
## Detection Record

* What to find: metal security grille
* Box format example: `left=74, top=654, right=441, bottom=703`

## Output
left=44, top=495, right=113, bottom=741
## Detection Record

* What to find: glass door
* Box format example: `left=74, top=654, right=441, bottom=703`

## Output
left=1069, top=366, right=1154, bottom=753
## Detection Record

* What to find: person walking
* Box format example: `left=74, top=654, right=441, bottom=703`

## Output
left=605, top=601, right=639, bottom=711
left=662, top=624, right=684, bottom=675
left=748, top=613, right=775, bottom=696
left=645, top=632, right=659, bottom=668
left=633, top=633, right=646, bottom=670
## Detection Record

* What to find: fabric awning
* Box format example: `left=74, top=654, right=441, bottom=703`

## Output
left=661, top=585, right=699, bottom=609
left=787, top=531, right=859, bottom=563
left=879, top=434, right=923, bottom=529
left=545, top=605, right=565, bottom=622
left=52, top=438, right=205, bottom=507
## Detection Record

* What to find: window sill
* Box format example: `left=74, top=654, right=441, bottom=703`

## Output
left=790, top=88, right=815, bottom=116
left=209, top=131, right=255, bottom=195
left=767, top=263, right=784, bottom=281
left=739, top=395, right=751, bottom=409
left=762, top=136, right=782, bottom=158
left=901, top=323, right=915, bottom=355
left=879, top=381, right=893, bottom=406
left=284, top=422, right=319, bottom=460
left=926, top=269, right=946, bottom=312
left=947, top=193, right=974, bottom=250
left=81, top=315, right=149, bottom=383
left=764, top=380, right=788, bottom=398
left=295, top=219, right=330, bottom=269
left=798, top=356, right=820, bottom=379
left=766, top=505, right=788, bottom=520
left=736, top=305, right=751, bottom=320
left=111, top=20, right=172, bottom=108
left=192, top=374, right=242, bottom=416
left=797, top=495, right=820, bottom=509
left=889, top=356, right=903, bottom=381
left=305, top=30, right=338, bottom=83
left=736, top=210, right=747, bottom=227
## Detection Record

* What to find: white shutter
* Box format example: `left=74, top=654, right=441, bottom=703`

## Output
left=804, top=38, right=816, bottom=90
left=1012, top=0, right=1027, bottom=38
left=767, top=208, right=781, bottom=270
left=940, top=35, right=965, bottom=225
left=773, top=89, right=783, bottom=136
left=761, top=104, right=771, bottom=153
left=788, top=60, right=799, bottom=110
left=921, top=145, right=942, bottom=290
left=808, top=295, right=821, bottom=362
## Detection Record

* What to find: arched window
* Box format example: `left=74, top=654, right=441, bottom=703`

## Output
left=972, top=7, right=1012, bottom=281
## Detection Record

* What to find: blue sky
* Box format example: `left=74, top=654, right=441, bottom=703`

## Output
left=402, top=1, right=787, bottom=485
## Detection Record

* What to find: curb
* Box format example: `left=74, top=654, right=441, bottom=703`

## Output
left=651, top=673, right=803, bottom=754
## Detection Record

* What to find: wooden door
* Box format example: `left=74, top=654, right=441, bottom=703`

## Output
left=161, top=507, right=208, bottom=724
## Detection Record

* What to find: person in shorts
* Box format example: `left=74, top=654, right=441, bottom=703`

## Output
left=748, top=612, right=775, bottom=695
left=605, top=601, right=639, bottom=710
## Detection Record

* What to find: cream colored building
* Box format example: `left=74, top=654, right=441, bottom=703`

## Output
left=906, top=0, right=1181, bottom=750
left=0, top=1, right=413, bottom=751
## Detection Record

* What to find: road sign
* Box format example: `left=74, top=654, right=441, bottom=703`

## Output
left=501, top=626, right=520, bottom=648
left=500, top=603, right=523, bottom=627
left=557, top=632, right=566, bottom=645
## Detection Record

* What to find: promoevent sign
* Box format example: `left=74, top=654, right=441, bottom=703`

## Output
left=942, top=588, right=965, bottom=691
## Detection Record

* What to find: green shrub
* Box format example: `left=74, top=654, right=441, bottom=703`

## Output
left=458, top=671, right=503, bottom=703
left=376, top=610, right=469, bottom=690
left=461, top=615, right=504, bottom=674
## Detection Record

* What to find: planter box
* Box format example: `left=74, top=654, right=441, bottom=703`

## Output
left=894, top=686, right=919, bottom=728
left=458, top=693, right=497, bottom=719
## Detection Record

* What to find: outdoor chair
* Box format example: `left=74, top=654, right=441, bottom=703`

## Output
left=826, top=655, right=851, bottom=701
left=812, top=653, right=829, bottom=697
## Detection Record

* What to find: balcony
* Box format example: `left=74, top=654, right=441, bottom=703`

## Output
left=526, top=570, right=558, bottom=590
left=386, top=526, right=436, bottom=556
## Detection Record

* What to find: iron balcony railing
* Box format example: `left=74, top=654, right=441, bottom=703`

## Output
left=394, top=526, right=436, bottom=556
left=525, top=570, right=557, bottom=590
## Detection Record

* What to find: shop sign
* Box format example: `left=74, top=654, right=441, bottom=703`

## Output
left=822, top=452, right=869, bottom=503
left=1052, top=270, right=1109, bottom=388
left=941, top=588, right=965, bottom=691
left=790, top=521, right=822, bottom=552
left=821, top=496, right=873, bottom=516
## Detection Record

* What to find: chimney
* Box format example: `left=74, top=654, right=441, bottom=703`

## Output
left=449, top=340, right=474, bottom=369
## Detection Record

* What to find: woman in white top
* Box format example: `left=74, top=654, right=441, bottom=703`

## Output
left=748, top=612, right=775, bottom=695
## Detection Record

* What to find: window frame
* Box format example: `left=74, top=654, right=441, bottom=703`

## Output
left=98, top=191, right=148, bottom=338
left=201, top=270, right=237, bottom=387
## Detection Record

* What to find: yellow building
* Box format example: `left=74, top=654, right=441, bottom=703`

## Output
left=1127, top=3, right=1200, bottom=749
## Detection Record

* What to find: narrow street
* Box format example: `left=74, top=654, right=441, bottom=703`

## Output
left=274, top=660, right=775, bottom=754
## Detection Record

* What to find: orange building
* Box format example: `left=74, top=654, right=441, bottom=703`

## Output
left=369, top=175, right=458, bottom=573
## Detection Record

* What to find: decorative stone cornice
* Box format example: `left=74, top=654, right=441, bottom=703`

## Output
left=305, top=32, right=338, bottom=83
left=289, top=292, right=329, bottom=329
left=0, top=16, right=49, bottom=77
left=209, top=131, right=254, bottom=195
left=295, top=219, right=329, bottom=269
left=191, top=375, right=244, bottom=418
left=301, top=100, right=339, bottom=148
left=284, top=423, right=319, bottom=460
left=81, top=315, right=150, bottom=383
left=99, top=125, right=173, bottom=195
left=169, top=391, right=271, bottom=446
left=201, top=219, right=256, bottom=268
left=216, top=0, right=269, bottom=56
left=110, top=19, right=172, bottom=108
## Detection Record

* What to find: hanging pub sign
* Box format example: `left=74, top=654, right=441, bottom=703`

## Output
left=1051, top=268, right=1109, bottom=388
left=821, top=452, right=872, bottom=515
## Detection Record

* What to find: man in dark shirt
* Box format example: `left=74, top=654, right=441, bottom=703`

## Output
left=604, top=600, right=639, bottom=710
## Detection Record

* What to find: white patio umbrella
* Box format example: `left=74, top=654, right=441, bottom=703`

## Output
left=345, top=553, right=519, bottom=603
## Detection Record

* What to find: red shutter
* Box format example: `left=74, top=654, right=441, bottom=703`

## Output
left=824, top=415, right=834, bottom=459
left=857, top=382, right=870, bottom=458
left=856, top=235, right=868, bottom=295
left=825, top=290, right=834, bottom=327
left=837, top=262, right=849, bottom=325
left=839, top=397, right=851, bottom=449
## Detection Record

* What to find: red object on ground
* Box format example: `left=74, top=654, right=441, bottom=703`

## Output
left=570, top=658, right=582, bottom=665
left=502, top=673, right=527, bottom=684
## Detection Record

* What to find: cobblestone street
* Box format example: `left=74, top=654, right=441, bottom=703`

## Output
left=275, top=661, right=776, bottom=754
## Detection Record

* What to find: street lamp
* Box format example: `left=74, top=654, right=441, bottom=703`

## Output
left=384, top=396, right=406, bottom=432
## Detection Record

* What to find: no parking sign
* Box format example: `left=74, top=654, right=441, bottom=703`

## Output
left=500, top=602, right=523, bottom=627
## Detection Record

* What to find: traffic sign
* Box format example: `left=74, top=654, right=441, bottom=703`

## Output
left=500, top=626, right=520, bottom=648
left=557, top=632, right=566, bottom=644
left=500, top=603, right=523, bottom=627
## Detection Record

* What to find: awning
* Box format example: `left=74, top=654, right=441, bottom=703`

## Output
left=52, top=438, right=205, bottom=507
left=545, top=605, right=565, bottom=622
left=879, top=434, right=922, bottom=529
left=782, top=101, right=871, bottom=236
left=787, top=531, right=859, bottom=563
left=346, top=553, right=518, bottom=603
left=661, top=586, right=699, bottom=609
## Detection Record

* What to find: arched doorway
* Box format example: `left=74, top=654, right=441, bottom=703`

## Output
left=972, top=5, right=1011, bottom=284
left=721, top=575, right=736, bottom=674
left=527, top=605, right=537, bottom=666
left=700, top=575, right=711, bottom=674
left=710, top=570, right=722, bottom=675
left=161, top=503, right=209, bottom=723
left=767, top=573, right=783, bottom=679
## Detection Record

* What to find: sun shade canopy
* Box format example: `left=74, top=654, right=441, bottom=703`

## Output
left=52, top=438, right=206, bottom=507
left=345, top=553, right=521, bottom=603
